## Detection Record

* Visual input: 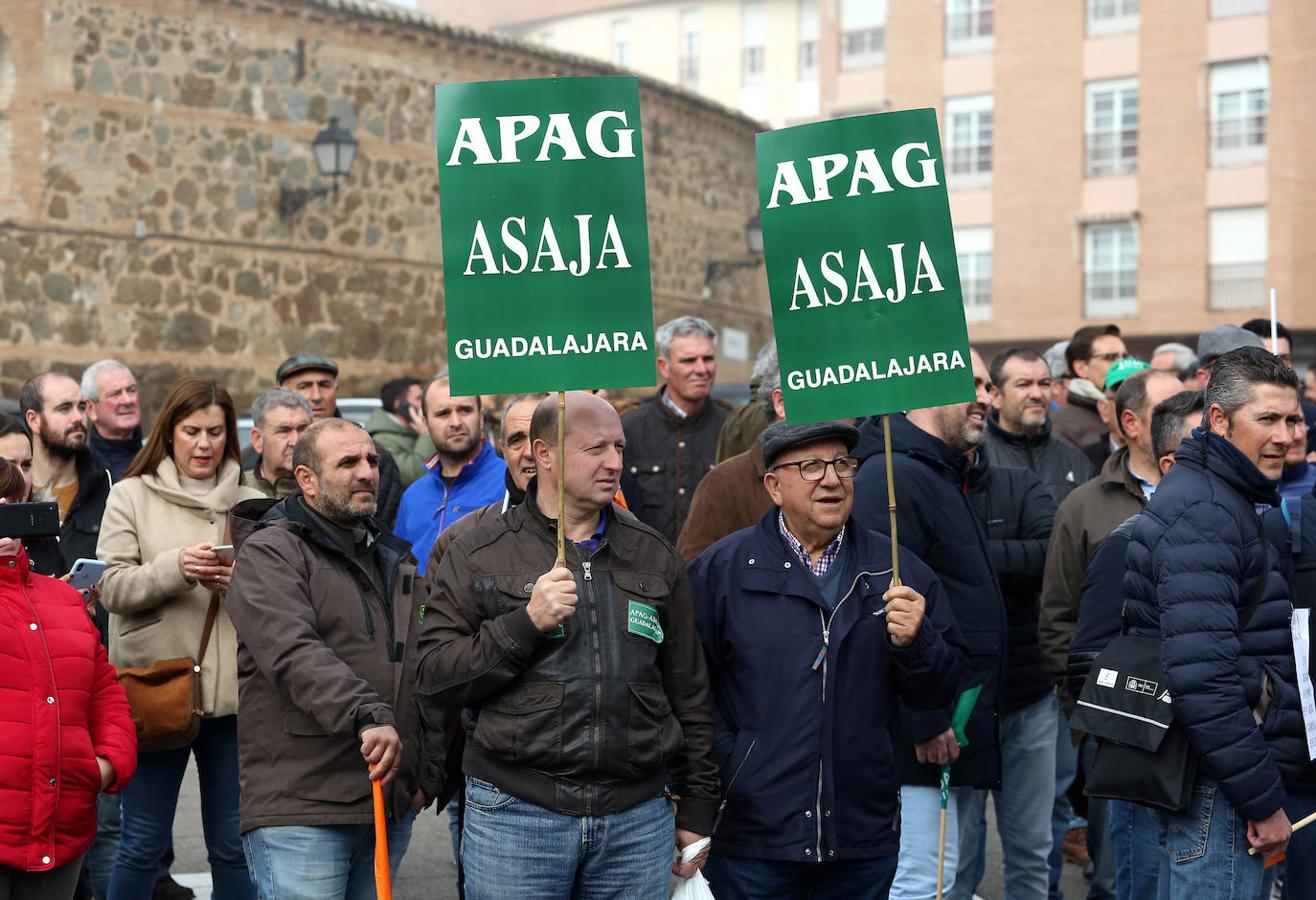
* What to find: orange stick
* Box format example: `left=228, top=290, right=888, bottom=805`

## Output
left=371, top=770, right=393, bottom=900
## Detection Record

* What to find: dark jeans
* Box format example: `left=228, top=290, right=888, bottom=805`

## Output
left=108, top=715, right=253, bottom=900
left=704, top=853, right=898, bottom=900
left=1283, top=789, right=1316, bottom=900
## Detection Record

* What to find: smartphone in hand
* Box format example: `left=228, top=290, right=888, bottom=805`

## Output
left=212, top=544, right=236, bottom=563
left=68, top=559, right=108, bottom=591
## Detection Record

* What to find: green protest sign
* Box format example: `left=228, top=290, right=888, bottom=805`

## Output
left=435, top=77, right=656, bottom=395
left=756, top=108, right=975, bottom=424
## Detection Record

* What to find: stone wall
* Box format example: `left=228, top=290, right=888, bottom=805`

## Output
left=0, top=0, right=769, bottom=412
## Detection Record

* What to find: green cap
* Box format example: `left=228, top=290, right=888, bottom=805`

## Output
left=1104, top=357, right=1150, bottom=391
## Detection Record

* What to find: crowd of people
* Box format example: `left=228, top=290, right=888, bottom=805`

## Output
left=1, top=312, right=1314, bottom=900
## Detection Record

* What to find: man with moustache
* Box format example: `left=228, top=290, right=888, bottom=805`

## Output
left=851, top=349, right=1009, bottom=900
left=416, top=393, right=718, bottom=897
left=225, top=419, right=429, bottom=895
left=81, top=360, right=144, bottom=481
left=242, top=390, right=313, bottom=500
left=395, top=374, right=506, bottom=576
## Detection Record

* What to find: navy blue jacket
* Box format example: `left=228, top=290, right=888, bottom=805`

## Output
left=852, top=414, right=1008, bottom=790
left=1123, top=430, right=1306, bottom=821
left=689, top=511, right=968, bottom=862
left=1066, top=514, right=1140, bottom=701
left=1264, top=486, right=1316, bottom=793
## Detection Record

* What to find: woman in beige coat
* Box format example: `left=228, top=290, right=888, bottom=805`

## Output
left=97, top=377, right=262, bottom=900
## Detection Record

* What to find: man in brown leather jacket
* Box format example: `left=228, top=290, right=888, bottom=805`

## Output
left=416, top=392, right=719, bottom=899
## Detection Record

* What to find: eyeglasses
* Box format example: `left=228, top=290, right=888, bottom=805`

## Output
left=1089, top=351, right=1128, bottom=364
left=771, top=457, right=861, bottom=482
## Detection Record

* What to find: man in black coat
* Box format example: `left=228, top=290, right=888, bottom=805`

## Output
left=81, top=359, right=144, bottom=481
left=852, top=348, right=1008, bottom=900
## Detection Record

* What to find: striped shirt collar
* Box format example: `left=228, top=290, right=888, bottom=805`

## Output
left=777, top=511, right=845, bottom=577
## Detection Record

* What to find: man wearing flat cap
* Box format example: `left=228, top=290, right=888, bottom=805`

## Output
left=258, top=353, right=405, bottom=528
left=688, top=420, right=968, bottom=900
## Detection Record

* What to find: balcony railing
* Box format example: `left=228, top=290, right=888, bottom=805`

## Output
left=1208, top=262, right=1266, bottom=310
left=1084, top=272, right=1137, bottom=317
left=1211, top=115, right=1267, bottom=166
left=1086, top=129, right=1138, bottom=176
left=962, top=278, right=992, bottom=323
left=840, top=28, right=884, bottom=70
left=1211, top=0, right=1268, bottom=18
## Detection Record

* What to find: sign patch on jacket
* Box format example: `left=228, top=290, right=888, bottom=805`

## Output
left=627, top=600, right=663, bottom=643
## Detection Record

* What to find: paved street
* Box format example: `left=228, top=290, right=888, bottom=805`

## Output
left=171, top=758, right=1089, bottom=899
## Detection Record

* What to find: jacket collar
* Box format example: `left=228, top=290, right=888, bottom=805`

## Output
left=0, top=546, right=31, bottom=584
left=652, top=388, right=715, bottom=428
left=1176, top=428, right=1281, bottom=507
left=426, top=439, right=497, bottom=484
left=855, top=413, right=969, bottom=482
left=512, top=478, right=640, bottom=564
left=1098, top=446, right=1145, bottom=504
left=229, top=494, right=411, bottom=560
left=985, top=409, right=1054, bottom=448
left=139, top=457, right=246, bottom=512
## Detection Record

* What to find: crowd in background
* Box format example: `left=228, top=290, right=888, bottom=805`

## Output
left=1, top=311, right=1315, bottom=900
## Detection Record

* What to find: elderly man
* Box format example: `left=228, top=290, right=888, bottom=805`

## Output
left=243, top=389, right=313, bottom=500
left=272, top=353, right=404, bottom=527
left=81, top=359, right=143, bottom=481
left=225, top=419, right=430, bottom=898
left=395, top=374, right=506, bottom=576
left=689, top=421, right=966, bottom=900
left=1123, top=347, right=1306, bottom=895
left=678, top=340, right=784, bottom=561
left=416, top=392, right=719, bottom=898
left=622, top=315, right=728, bottom=541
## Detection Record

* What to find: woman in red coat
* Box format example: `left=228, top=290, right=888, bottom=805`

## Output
left=0, top=461, right=138, bottom=899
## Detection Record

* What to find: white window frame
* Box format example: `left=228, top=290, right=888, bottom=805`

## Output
left=1210, top=58, right=1269, bottom=167
left=1086, top=0, right=1140, bottom=37
left=945, top=94, right=993, bottom=187
left=1211, top=0, right=1268, bottom=19
left=1083, top=220, right=1139, bottom=318
left=1208, top=206, right=1268, bottom=310
left=955, top=227, right=993, bottom=324
left=742, top=1, right=765, bottom=86
left=680, top=9, right=702, bottom=91
left=840, top=0, right=886, bottom=70
left=946, top=0, right=994, bottom=56
left=1085, top=77, right=1138, bottom=177
left=611, top=19, right=630, bottom=67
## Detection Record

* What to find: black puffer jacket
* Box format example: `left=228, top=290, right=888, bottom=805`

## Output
left=966, top=451, right=1056, bottom=712
left=1123, top=430, right=1306, bottom=822
left=620, top=391, right=728, bottom=543
left=981, top=411, right=1095, bottom=505
left=853, top=414, right=1007, bottom=790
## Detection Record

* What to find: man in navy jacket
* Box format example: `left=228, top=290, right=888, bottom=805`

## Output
left=689, top=420, right=967, bottom=900
left=852, top=349, right=1009, bottom=900
left=1123, top=347, right=1306, bottom=897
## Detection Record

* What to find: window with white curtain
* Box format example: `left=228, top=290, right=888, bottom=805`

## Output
left=946, top=0, right=994, bottom=56
left=1210, top=58, right=1268, bottom=166
left=1086, top=78, right=1138, bottom=176
left=955, top=227, right=993, bottom=323
left=945, top=94, right=993, bottom=186
left=742, top=1, right=765, bottom=86
left=1084, top=221, right=1138, bottom=317
left=840, top=0, right=886, bottom=69
left=1208, top=207, right=1267, bottom=310
left=1086, top=0, right=1139, bottom=36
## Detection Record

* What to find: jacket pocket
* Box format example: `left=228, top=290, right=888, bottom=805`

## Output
left=613, top=572, right=670, bottom=647
left=284, top=710, right=330, bottom=736
left=117, top=616, right=162, bottom=639
left=472, top=682, right=564, bottom=767
left=627, top=682, right=683, bottom=776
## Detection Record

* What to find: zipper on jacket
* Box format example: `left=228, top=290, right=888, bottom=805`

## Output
left=572, top=545, right=604, bottom=816
left=713, top=739, right=757, bottom=834
left=22, top=579, right=65, bottom=841
left=353, top=579, right=377, bottom=645
left=582, top=561, right=592, bottom=581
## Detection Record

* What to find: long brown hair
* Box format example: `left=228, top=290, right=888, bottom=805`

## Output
left=0, top=459, right=25, bottom=504
left=123, top=377, right=241, bottom=480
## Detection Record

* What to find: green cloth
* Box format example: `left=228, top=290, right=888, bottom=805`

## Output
left=364, top=408, right=434, bottom=487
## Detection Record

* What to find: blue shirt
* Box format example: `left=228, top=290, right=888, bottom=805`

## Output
left=395, top=440, right=507, bottom=574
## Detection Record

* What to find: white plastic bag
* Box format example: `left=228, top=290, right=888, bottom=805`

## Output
left=671, top=837, right=715, bottom=900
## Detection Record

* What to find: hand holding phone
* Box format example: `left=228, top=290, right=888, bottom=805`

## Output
left=212, top=544, right=236, bottom=563
left=68, top=559, right=108, bottom=591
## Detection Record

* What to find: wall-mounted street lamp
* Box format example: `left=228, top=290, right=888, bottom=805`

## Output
left=705, top=215, right=764, bottom=289
left=278, top=117, right=358, bottom=220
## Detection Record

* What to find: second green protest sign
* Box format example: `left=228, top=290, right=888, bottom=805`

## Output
left=435, top=76, right=656, bottom=395
left=757, top=108, right=975, bottom=424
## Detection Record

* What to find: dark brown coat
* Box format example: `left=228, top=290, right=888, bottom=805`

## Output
left=676, top=435, right=773, bottom=562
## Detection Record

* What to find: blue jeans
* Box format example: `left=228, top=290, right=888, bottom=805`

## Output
left=108, top=716, right=253, bottom=900
left=1109, top=800, right=1160, bottom=900
left=242, top=811, right=414, bottom=899
left=1078, top=737, right=1115, bottom=900
left=1051, top=700, right=1078, bottom=900
left=704, top=853, right=897, bottom=900
left=1153, top=776, right=1274, bottom=900
left=460, top=778, right=674, bottom=899
left=85, top=792, right=121, bottom=900
left=1282, top=789, right=1316, bottom=900
left=949, top=693, right=1057, bottom=900
left=891, top=785, right=964, bottom=900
